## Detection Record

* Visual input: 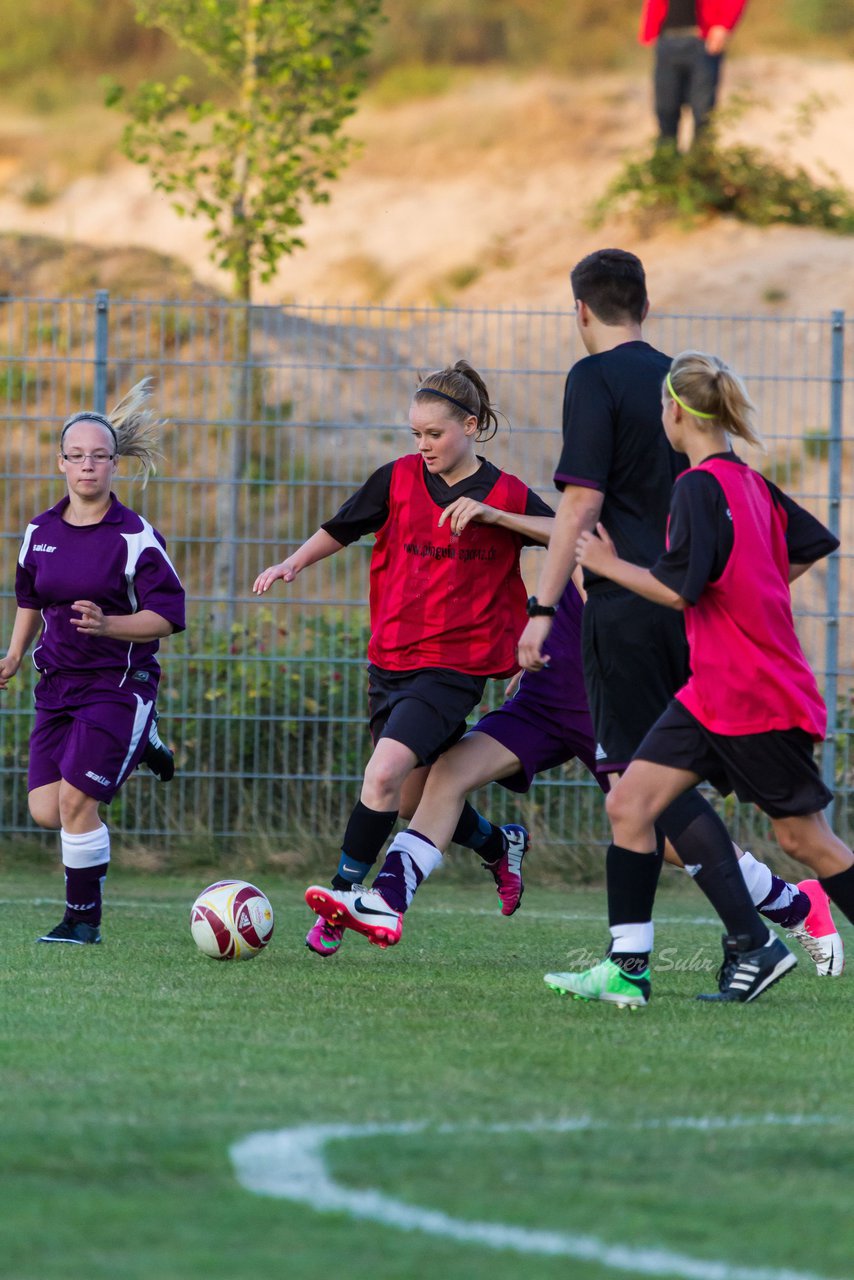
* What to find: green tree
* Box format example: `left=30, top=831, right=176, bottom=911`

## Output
left=107, top=0, right=381, bottom=624
left=107, top=0, right=381, bottom=302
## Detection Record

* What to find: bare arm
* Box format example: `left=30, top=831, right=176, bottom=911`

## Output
left=253, top=528, right=345, bottom=595
left=0, top=607, right=43, bottom=688
left=517, top=485, right=604, bottom=670
left=788, top=562, right=815, bottom=584
left=576, top=525, right=688, bottom=611
left=437, top=497, right=554, bottom=546
left=71, top=605, right=176, bottom=642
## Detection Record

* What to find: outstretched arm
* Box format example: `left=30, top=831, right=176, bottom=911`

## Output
left=253, top=529, right=345, bottom=595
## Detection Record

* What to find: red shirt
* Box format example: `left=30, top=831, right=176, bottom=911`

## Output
left=367, top=454, right=529, bottom=677
left=638, top=0, right=748, bottom=44
left=675, top=458, right=826, bottom=740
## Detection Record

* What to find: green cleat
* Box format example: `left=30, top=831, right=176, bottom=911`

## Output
left=544, top=957, right=650, bottom=1008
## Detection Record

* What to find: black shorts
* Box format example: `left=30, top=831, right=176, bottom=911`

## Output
left=635, top=699, right=833, bottom=819
left=581, top=589, right=690, bottom=774
left=367, top=665, right=487, bottom=767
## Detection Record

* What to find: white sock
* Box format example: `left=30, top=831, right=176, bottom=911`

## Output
left=61, top=823, right=111, bottom=869
left=390, top=830, right=443, bottom=879
left=736, top=850, right=773, bottom=907
left=609, top=921, right=654, bottom=955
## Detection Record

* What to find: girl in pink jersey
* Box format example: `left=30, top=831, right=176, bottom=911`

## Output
left=252, top=360, right=554, bottom=954
left=0, top=382, right=185, bottom=946
left=556, top=350, right=852, bottom=1004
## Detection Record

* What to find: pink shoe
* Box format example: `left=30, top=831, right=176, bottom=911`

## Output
left=483, top=824, right=529, bottom=916
left=304, top=884, right=403, bottom=948
left=787, top=880, right=844, bottom=976
left=305, top=917, right=345, bottom=957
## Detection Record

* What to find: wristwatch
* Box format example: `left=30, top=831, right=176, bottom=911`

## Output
left=526, top=596, right=557, bottom=618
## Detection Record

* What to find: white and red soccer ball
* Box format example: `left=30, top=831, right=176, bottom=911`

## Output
left=190, top=879, right=274, bottom=960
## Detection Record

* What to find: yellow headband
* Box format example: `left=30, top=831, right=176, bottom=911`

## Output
left=666, top=372, right=717, bottom=420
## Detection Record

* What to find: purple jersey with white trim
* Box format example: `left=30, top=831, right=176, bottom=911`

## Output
left=15, top=493, right=185, bottom=688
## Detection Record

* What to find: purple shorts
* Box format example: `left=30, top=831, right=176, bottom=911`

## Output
left=28, top=672, right=155, bottom=803
left=469, top=672, right=604, bottom=795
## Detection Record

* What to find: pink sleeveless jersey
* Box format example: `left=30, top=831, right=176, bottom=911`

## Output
left=675, top=458, right=826, bottom=740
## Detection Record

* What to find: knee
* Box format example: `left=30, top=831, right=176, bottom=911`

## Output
left=28, top=793, right=60, bottom=830
left=58, top=789, right=99, bottom=831
left=605, top=783, right=633, bottom=830
left=774, top=822, right=801, bottom=859
left=362, top=757, right=405, bottom=808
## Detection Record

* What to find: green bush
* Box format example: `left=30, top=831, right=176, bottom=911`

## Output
left=593, top=101, right=854, bottom=233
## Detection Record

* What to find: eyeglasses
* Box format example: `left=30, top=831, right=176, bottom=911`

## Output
left=61, top=452, right=115, bottom=465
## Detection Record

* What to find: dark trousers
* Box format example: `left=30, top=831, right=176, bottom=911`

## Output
left=654, top=34, right=722, bottom=142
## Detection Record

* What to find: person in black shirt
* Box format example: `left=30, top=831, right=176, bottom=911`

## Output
left=519, top=249, right=839, bottom=1004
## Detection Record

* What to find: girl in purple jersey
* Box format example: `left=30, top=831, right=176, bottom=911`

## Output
left=559, top=350, right=852, bottom=1004
left=0, top=382, right=185, bottom=945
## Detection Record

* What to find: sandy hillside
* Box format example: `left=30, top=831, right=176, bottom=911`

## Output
left=0, top=55, right=852, bottom=313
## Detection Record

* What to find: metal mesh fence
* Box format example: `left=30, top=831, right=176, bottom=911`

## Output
left=0, top=296, right=850, bottom=855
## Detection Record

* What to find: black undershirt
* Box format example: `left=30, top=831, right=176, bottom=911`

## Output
left=322, top=457, right=554, bottom=547
left=661, top=0, right=699, bottom=31
left=650, top=451, right=840, bottom=604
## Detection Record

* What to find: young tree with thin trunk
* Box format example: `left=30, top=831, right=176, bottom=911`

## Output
left=107, top=0, right=382, bottom=623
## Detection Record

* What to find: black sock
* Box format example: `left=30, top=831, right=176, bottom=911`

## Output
left=606, top=841, right=664, bottom=929
left=820, top=863, right=854, bottom=926
left=451, top=802, right=505, bottom=861
left=332, top=800, right=398, bottom=890
left=659, top=792, right=767, bottom=947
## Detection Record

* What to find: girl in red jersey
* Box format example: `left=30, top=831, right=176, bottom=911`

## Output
left=252, top=360, right=554, bottom=953
left=557, top=350, right=853, bottom=1004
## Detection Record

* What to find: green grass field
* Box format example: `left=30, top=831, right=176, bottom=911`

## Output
left=2, top=866, right=852, bottom=1280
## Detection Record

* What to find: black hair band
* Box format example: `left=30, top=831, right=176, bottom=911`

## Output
left=415, top=386, right=477, bottom=416
left=61, top=410, right=119, bottom=448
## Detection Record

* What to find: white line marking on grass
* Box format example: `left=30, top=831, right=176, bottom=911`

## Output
left=230, top=1115, right=847, bottom=1280
left=0, top=897, right=719, bottom=926
left=419, top=906, right=721, bottom=926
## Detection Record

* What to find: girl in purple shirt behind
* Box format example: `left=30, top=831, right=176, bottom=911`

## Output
left=0, top=381, right=185, bottom=946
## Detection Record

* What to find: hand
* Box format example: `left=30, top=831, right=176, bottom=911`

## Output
left=517, top=616, right=553, bottom=672
left=575, top=523, right=617, bottom=574
left=503, top=669, right=523, bottom=699
left=705, top=25, right=728, bottom=54
left=437, top=497, right=494, bottom=537
left=0, top=654, right=21, bottom=689
left=253, top=560, right=299, bottom=594
left=71, top=601, right=110, bottom=636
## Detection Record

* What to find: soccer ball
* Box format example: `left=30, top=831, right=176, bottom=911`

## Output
left=190, top=880, right=275, bottom=960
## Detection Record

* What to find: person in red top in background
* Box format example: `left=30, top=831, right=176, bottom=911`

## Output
left=557, top=349, right=852, bottom=1005
left=639, top=0, right=748, bottom=146
left=252, top=360, right=554, bottom=953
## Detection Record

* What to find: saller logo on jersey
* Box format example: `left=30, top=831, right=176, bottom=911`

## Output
left=33, top=543, right=57, bottom=553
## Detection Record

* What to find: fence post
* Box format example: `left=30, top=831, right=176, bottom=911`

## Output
left=94, top=290, right=109, bottom=414
left=821, top=309, right=845, bottom=814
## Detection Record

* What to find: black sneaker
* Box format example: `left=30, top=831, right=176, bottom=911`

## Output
left=38, top=919, right=101, bottom=945
left=141, top=708, right=175, bottom=782
left=697, top=932, right=796, bottom=1003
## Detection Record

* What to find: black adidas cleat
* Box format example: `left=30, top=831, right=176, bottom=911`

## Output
left=697, top=932, right=796, bottom=1003
left=141, top=708, right=175, bottom=782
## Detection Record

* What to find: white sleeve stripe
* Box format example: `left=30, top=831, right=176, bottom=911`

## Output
left=18, top=523, right=38, bottom=567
